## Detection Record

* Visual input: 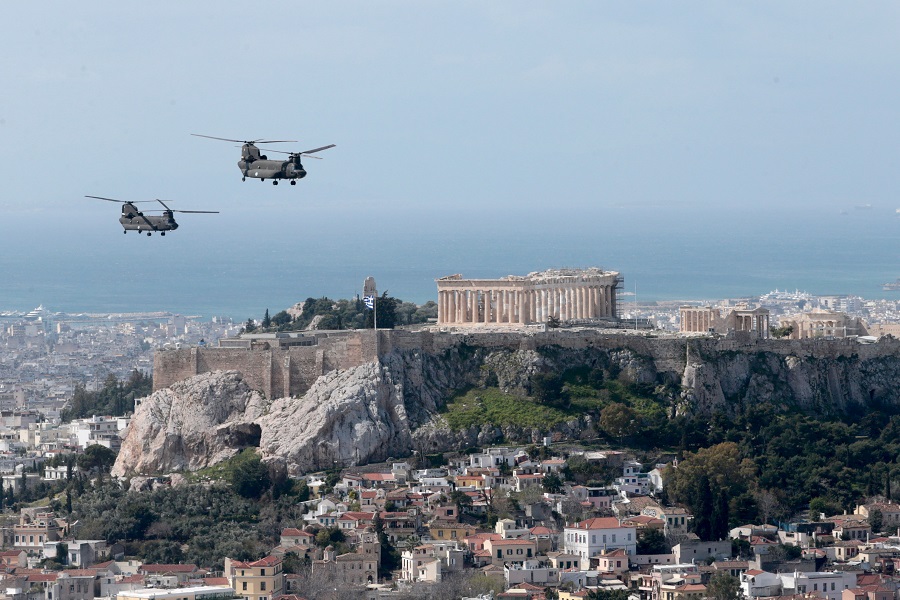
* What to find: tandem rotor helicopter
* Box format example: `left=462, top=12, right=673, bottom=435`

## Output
left=191, top=134, right=336, bottom=185
left=85, top=196, right=218, bottom=236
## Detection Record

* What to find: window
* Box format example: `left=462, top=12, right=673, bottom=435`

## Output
left=242, top=583, right=247, bottom=591
left=261, top=582, right=266, bottom=591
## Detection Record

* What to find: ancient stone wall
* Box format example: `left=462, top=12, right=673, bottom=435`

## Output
left=154, top=329, right=900, bottom=398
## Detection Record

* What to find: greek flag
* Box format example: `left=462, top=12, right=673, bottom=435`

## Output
left=363, top=295, right=375, bottom=310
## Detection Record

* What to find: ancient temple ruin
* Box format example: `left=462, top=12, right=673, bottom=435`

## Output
left=435, top=268, right=621, bottom=327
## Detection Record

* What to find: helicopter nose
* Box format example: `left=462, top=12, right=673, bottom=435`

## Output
left=171, top=222, right=178, bottom=230
left=298, top=170, right=307, bottom=179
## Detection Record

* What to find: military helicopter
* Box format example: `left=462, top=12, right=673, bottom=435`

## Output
left=85, top=196, right=218, bottom=236
left=191, top=134, right=335, bottom=185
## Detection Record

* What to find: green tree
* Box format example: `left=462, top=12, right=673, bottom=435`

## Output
left=77, top=445, right=117, bottom=472
left=666, top=442, right=756, bottom=533
left=692, top=474, right=714, bottom=541
left=586, top=589, right=631, bottom=600
left=706, top=572, right=742, bottom=600
left=869, top=508, right=883, bottom=533
left=56, top=543, right=68, bottom=566
left=227, top=450, right=271, bottom=499
left=769, top=325, right=794, bottom=339
left=636, top=528, right=669, bottom=555
left=366, top=292, right=399, bottom=329
left=450, top=490, right=473, bottom=515
left=809, top=497, right=838, bottom=521
left=373, top=513, right=401, bottom=577
left=62, top=371, right=151, bottom=421
left=543, top=472, right=563, bottom=494
left=531, top=372, right=568, bottom=406
left=599, top=402, right=639, bottom=443
left=271, top=310, right=292, bottom=327
left=315, top=527, right=346, bottom=547
left=262, top=309, right=271, bottom=329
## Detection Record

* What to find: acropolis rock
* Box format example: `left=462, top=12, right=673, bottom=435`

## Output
left=115, top=329, right=900, bottom=477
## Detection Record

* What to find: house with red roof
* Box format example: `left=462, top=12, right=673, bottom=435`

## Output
left=484, top=538, right=538, bottom=566
left=0, top=551, right=26, bottom=569
left=100, top=573, right=146, bottom=598
left=337, top=511, right=376, bottom=531
left=279, top=528, right=314, bottom=548
left=361, top=472, right=397, bottom=489
left=224, top=555, right=284, bottom=600
left=595, top=548, right=630, bottom=574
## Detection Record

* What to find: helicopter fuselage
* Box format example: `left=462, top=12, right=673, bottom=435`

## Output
left=118, top=203, right=178, bottom=233
left=238, top=158, right=307, bottom=181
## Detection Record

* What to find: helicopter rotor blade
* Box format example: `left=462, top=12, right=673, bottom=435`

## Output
left=192, top=133, right=297, bottom=145
left=172, top=210, right=220, bottom=214
left=85, top=195, right=124, bottom=203
left=254, top=144, right=334, bottom=159
left=300, top=144, right=336, bottom=155
left=253, top=147, right=320, bottom=159
left=191, top=134, right=244, bottom=143
left=254, top=147, right=291, bottom=155
left=85, top=195, right=158, bottom=204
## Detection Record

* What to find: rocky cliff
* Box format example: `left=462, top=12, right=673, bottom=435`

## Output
left=113, top=331, right=900, bottom=477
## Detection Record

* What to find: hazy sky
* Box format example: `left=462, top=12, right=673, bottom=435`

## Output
left=5, top=3, right=900, bottom=213
left=3, top=3, right=900, bottom=313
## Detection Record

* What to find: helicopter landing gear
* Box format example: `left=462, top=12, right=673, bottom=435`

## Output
left=123, top=230, right=127, bottom=234
left=161, top=232, right=165, bottom=236
left=290, top=180, right=296, bottom=185
left=242, top=176, right=246, bottom=181
left=273, top=180, right=278, bottom=185
left=147, top=232, right=152, bottom=236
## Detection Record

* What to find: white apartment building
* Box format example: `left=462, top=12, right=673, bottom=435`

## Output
left=781, top=571, right=856, bottom=600
left=68, top=416, right=129, bottom=451
left=563, top=517, right=636, bottom=564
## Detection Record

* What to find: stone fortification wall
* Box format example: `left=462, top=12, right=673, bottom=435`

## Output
left=154, top=328, right=900, bottom=399
left=153, top=332, right=381, bottom=398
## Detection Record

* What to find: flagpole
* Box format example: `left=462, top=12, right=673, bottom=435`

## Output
left=363, top=277, right=379, bottom=363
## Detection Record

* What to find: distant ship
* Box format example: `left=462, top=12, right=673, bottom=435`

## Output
left=884, top=279, right=900, bottom=291
left=856, top=203, right=873, bottom=209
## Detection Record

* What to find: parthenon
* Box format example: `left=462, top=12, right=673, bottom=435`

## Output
left=435, top=268, right=621, bottom=326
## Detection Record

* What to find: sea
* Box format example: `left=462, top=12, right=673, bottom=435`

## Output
left=3, top=203, right=898, bottom=320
